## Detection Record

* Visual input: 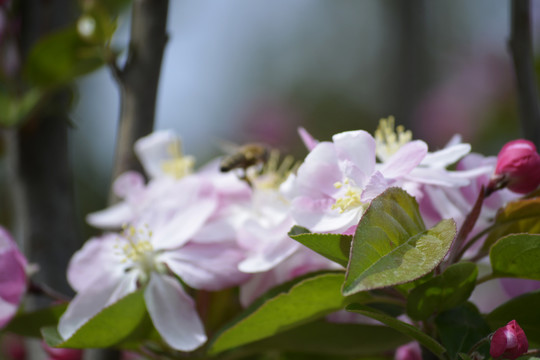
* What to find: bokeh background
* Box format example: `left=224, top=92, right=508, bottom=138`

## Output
left=68, top=0, right=538, bottom=234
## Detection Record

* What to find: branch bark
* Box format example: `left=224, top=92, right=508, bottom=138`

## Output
left=509, top=0, right=540, bottom=147
left=109, top=0, right=169, bottom=201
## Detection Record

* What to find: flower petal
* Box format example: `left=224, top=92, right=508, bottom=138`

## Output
left=380, top=140, right=427, bottom=179
left=290, top=196, right=360, bottom=233
left=420, top=143, right=471, bottom=168
left=86, top=202, right=134, bottom=230
left=134, top=130, right=179, bottom=179
left=332, top=130, right=376, bottom=176
left=294, top=142, right=341, bottom=198
left=144, top=273, right=206, bottom=351
left=152, top=197, right=217, bottom=250
left=0, top=296, right=18, bottom=329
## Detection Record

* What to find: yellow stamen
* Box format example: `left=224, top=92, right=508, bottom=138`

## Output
left=374, top=116, right=412, bottom=162
left=331, top=178, right=364, bottom=213
left=161, top=139, right=195, bottom=179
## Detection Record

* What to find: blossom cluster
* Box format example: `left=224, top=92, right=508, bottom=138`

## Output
left=2, top=118, right=539, bottom=358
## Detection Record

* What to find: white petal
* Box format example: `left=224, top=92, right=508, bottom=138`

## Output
left=294, top=142, right=341, bottom=198
left=152, top=198, right=217, bottom=250
left=86, top=202, right=134, bottom=230
left=332, top=130, right=376, bottom=176
left=67, top=234, right=126, bottom=293
left=291, top=196, right=361, bottom=233
left=58, top=273, right=136, bottom=340
left=421, top=143, right=471, bottom=168
left=134, top=130, right=179, bottom=179
left=380, top=140, right=427, bottom=179
left=145, top=274, right=206, bottom=351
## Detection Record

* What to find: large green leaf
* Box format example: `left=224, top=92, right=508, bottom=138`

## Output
left=490, top=234, right=540, bottom=279
left=434, top=303, right=491, bottom=360
left=42, top=289, right=146, bottom=348
left=288, top=226, right=351, bottom=267
left=25, top=27, right=105, bottom=87
left=4, top=303, right=67, bottom=338
left=486, top=290, right=540, bottom=344
left=407, top=262, right=478, bottom=320
left=208, top=272, right=372, bottom=355
left=483, top=197, right=540, bottom=251
left=245, top=320, right=410, bottom=356
left=346, top=304, right=446, bottom=359
left=343, top=187, right=456, bottom=295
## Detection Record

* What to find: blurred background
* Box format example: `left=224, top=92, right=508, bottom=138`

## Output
left=63, top=0, right=538, bottom=233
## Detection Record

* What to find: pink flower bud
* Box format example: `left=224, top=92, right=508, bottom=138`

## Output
left=395, top=342, right=422, bottom=360
left=490, top=320, right=528, bottom=360
left=487, top=139, right=540, bottom=195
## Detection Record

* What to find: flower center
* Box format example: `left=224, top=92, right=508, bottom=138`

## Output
left=118, top=225, right=165, bottom=284
left=161, top=140, right=195, bottom=179
left=249, top=149, right=298, bottom=191
left=374, top=116, right=412, bottom=162
left=331, top=178, right=365, bottom=213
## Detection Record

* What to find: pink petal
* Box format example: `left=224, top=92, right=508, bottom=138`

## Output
left=67, top=235, right=126, bottom=293
left=297, top=127, right=319, bottom=151
left=152, top=198, right=217, bottom=250
left=380, top=140, right=428, bottom=179
left=144, top=273, right=206, bottom=351
left=294, top=142, right=341, bottom=198
left=332, top=130, right=376, bottom=176
left=58, top=273, right=137, bottom=340
left=160, top=243, right=249, bottom=291
left=0, top=297, right=18, bottom=329
left=86, top=202, right=134, bottom=230
left=420, top=143, right=471, bottom=168
left=112, top=171, right=145, bottom=199
left=291, top=196, right=360, bottom=233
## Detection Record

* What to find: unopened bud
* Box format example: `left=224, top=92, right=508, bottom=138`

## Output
left=486, top=139, right=540, bottom=195
left=490, top=320, right=528, bottom=360
left=395, top=342, right=422, bottom=360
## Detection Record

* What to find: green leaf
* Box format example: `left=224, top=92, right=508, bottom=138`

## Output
left=246, top=320, right=410, bottom=356
left=4, top=303, right=67, bottom=338
left=208, top=272, right=372, bottom=355
left=288, top=226, right=352, bottom=267
left=407, top=262, right=478, bottom=320
left=490, top=234, right=540, bottom=279
left=42, top=289, right=146, bottom=348
left=346, top=304, right=447, bottom=359
left=434, top=303, right=491, bottom=360
left=25, top=27, right=105, bottom=87
left=0, top=89, right=43, bottom=127
left=486, top=290, right=540, bottom=342
left=343, top=187, right=456, bottom=295
left=483, top=197, right=540, bottom=251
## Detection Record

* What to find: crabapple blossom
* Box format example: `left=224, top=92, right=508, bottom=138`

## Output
left=60, top=209, right=248, bottom=351
left=0, top=226, right=27, bottom=329
left=490, top=320, right=528, bottom=360
left=487, top=139, right=540, bottom=195
left=394, top=342, right=422, bottom=360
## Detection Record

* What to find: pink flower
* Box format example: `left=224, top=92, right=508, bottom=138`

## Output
left=490, top=320, right=528, bottom=360
left=487, top=139, right=540, bottom=195
left=42, top=341, right=82, bottom=360
left=395, top=342, right=422, bottom=360
left=0, top=226, right=27, bottom=329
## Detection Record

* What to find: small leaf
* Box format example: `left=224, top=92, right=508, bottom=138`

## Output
left=407, top=262, right=478, bottom=320
left=25, top=27, right=105, bottom=87
left=490, top=234, right=540, bottom=279
left=483, top=197, right=540, bottom=251
left=288, top=226, right=351, bottom=267
left=486, top=290, right=540, bottom=342
left=346, top=303, right=447, bottom=359
left=42, top=289, right=146, bottom=348
left=435, top=303, right=491, bottom=360
left=0, top=89, right=43, bottom=127
left=343, top=187, right=456, bottom=295
left=4, top=303, right=67, bottom=338
left=245, top=320, right=410, bottom=356
left=208, top=272, right=372, bottom=355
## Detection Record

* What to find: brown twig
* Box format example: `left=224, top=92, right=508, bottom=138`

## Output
left=108, top=0, right=170, bottom=202
left=509, top=0, right=540, bottom=147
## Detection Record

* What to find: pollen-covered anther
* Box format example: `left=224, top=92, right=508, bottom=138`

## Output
left=375, top=116, right=412, bottom=161
left=332, top=178, right=363, bottom=213
left=161, top=139, right=195, bottom=179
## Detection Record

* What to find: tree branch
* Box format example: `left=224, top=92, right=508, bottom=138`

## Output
left=509, top=0, right=540, bottom=147
left=109, top=0, right=169, bottom=201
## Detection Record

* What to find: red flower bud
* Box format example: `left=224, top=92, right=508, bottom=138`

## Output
left=490, top=320, right=528, bottom=360
left=487, top=139, right=540, bottom=195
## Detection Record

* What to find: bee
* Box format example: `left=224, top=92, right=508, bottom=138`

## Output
left=220, top=143, right=269, bottom=172
left=220, top=143, right=269, bottom=186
